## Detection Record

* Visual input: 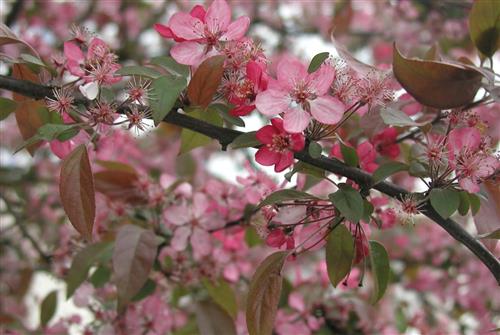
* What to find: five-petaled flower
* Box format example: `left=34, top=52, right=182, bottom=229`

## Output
left=255, top=57, right=345, bottom=133
left=255, top=118, right=305, bottom=172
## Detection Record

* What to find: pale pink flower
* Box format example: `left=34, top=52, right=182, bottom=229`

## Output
left=255, top=57, right=344, bottom=133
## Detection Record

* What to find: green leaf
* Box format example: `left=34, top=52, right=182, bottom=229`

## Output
left=468, top=193, right=481, bottom=216
left=115, top=65, right=161, bottom=78
left=257, top=189, right=318, bottom=209
left=430, top=188, right=460, bottom=219
left=372, top=161, right=408, bottom=183
left=89, top=266, right=111, bottom=288
left=246, top=251, right=288, bottom=335
left=308, top=52, right=330, bottom=73
left=285, top=161, right=325, bottom=182
left=369, top=240, right=390, bottom=304
left=325, top=224, right=354, bottom=287
left=202, top=278, right=238, bottom=319
left=0, top=97, right=17, bottom=121
left=393, top=45, right=483, bottom=109
left=131, top=278, right=157, bottom=302
left=14, top=123, right=79, bottom=154
left=329, top=184, right=364, bottom=223
left=362, top=200, right=374, bottom=222
left=340, top=143, right=359, bottom=167
left=196, top=300, right=237, bottom=335
left=20, top=53, right=46, bottom=67
left=40, top=290, right=58, bottom=327
left=408, top=161, right=429, bottom=178
left=469, top=0, right=500, bottom=57
left=380, top=107, right=420, bottom=127
left=477, top=229, right=500, bottom=240
left=150, top=56, right=190, bottom=78
left=151, top=75, right=187, bottom=124
left=458, top=191, right=470, bottom=216
left=180, top=108, right=223, bottom=154
left=230, top=131, right=259, bottom=149
left=212, top=103, right=245, bottom=127
left=395, top=307, right=408, bottom=333
left=245, top=227, right=262, bottom=247
left=66, top=242, right=113, bottom=298
left=308, top=141, right=322, bottom=158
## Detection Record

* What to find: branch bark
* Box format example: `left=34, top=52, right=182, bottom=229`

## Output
left=1, top=75, right=499, bottom=284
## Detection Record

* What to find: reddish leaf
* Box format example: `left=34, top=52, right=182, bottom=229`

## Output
left=195, top=300, right=237, bottom=335
left=246, top=251, right=288, bottom=335
left=94, top=170, right=146, bottom=204
left=187, top=55, right=225, bottom=108
left=393, top=44, right=483, bottom=109
left=59, top=145, right=95, bottom=240
left=113, top=225, right=158, bottom=312
left=0, top=23, right=40, bottom=56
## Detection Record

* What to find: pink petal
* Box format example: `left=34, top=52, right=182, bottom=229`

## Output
left=50, top=140, right=74, bottom=159
left=255, top=89, right=290, bottom=116
left=270, top=118, right=285, bottom=132
left=190, top=5, right=206, bottom=21
left=290, top=133, right=305, bottom=151
left=275, top=151, right=294, bottom=172
left=63, top=41, right=84, bottom=62
left=169, top=12, right=204, bottom=40
left=171, top=226, right=191, bottom=251
left=277, top=57, right=308, bottom=91
left=221, top=16, right=250, bottom=41
left=223, top=263, right=240, bottom=282
left=256, top=125, right=279, bottom=144
left=230, top=104, right=254, bottom=116
left=448, top=127, right=481, bottom=156
left=266, top=229, right=286, bottom=247
left=205, top=0, right=231, bottom=33
left=191, top=228, right=212, bottom=258
left=167, top=204, right=190, bottom=225
left=193, top=193, right=209, bottom=219
left=310, top=96, right=344, bottom=125
left=459, top=177, right=480, bottom=193
left=473, top=184, right=500, bottom=252
left=246, top=60, right=263, bottom=86
left=307, top=64, right=335, bottom=95
left=170, top=41, right=206, bottom=65
left=283, top=108, right=311, bottom=133
left=154, top=23, right=178, bottom=39
left=255, top=147, right=280, bottom=166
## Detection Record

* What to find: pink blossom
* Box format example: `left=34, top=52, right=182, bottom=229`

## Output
left=255, top=118, right=305, bottom=172
left=227, top=61, right=268, bottom=116
left=160, top=0, right=250, bottom=65
left=256, top=57, right=344, bottom=133
left=371, top=127, right=400, bottom=159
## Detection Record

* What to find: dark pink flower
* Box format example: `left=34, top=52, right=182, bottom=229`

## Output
left=371, top=127, right=400, bottom=159
left=255, top=118, right=305, bottom=172
left=228, top=61, right=268, bottom=116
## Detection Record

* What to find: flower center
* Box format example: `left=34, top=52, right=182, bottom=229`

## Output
left=269, top=134, right=292, bottom=153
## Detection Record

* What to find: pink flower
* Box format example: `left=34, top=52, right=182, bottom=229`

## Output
left=256, top=57, right=344, bottom=133
left=371, top=127, right=400, bottom=159
left=255, top=118, right=305, bottom=172
left=227, top=61, right=268, bottom=116
left=160, top=0, right=250, bottom=65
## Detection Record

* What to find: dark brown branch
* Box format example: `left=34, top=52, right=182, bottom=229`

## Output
left=1, top=75, right=499, bottom=284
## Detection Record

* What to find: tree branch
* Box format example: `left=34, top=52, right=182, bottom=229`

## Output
left=1, top=75, right=499, bottom=284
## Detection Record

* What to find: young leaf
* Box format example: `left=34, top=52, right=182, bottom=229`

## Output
left=369, top=240, right=390, bottom=304
left=150, top=56, right=190, bottom=78
left=308, top=141, right=322, bottom=158
left=113, top=224, right=158, bottom=312
left=151, top=75, right=187, bottom=124
left=329, top=184, right=364, bottom=223
left=196, top=300, right=237, bottom=335
left=66, top=242, right=113, bottom=298
left=257, top=189, right=318, bottom=209
left=380, top=107, right=421, bottom=127
left=115, top=65, right=161, bottom=78
left=246, top=251, right=288, bottom=335
left=429, top=188, right=460, bottom=219
left=372, top=161, right=409, bottom=183
left=180, top=108, right=223, bottom=154
left=89, top=266, right=111, bottom=288
left=340, top=143, right=359, bottom=167
left=94, top=170, right=145, bottom=204
left=458, top=191, right=470, bottom=216
left=187, top=55, right=225, bottom=108
left=202, top=278, right=238, bottom=318
left=393, top=45, right=483, bottom=109
left=325, top=224, right=354, bottom=287
left=59, top=145, right=95, bottom=240
left=230, top=131, right=259, bottom=149
left=40, top=290, right=58, bottom=327
left=0, top=97, right=17, bottom=121
left=469, top=0, right=500, bottom=57
left=308, top=52, right=330, bottom=73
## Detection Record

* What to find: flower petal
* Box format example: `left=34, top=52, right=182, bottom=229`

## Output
left=221, top=16, right=250, bottom=41
left=290, top=133, right=305, bottom=151
left=307, top=64, right=335, bottom=95
left=256, top=125, right=279, bottom=144
left=283, top=108, right=311, bottom=133
left=255, top=147, right=280, bottom=166
left=255, top=89, right=290, bottom=116
left=191, top=228, right=212, bottom=258
left=205, top=0, right=231, bottom=33
left=64, top=41, right=84, bottom=62
left=171, top=226, right=191, bottom=251
left=169, top=12, right=204, bottom=40
left=170, top=41, right=206, bottom=66
left=275, top=151, right=294, bottom=172
left=310, top=96, right=344, bottom=125
left=190, top=5, right=206, bottom=21
left=277, top=57, right=308, bottom=90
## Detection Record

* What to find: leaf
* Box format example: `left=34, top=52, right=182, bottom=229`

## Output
left=59, top=145, right=95, bottom=240
left=0, top=97, right=17, bottom=121
left=472, top=181, right=500, bottom=251
left=40, top=290, right=58, bottom=327
left=308, top=141, right=322, bottom=158
left=151, top=75, right=187, bottom=124
left=430, top=188, right=460, bottom=219
left=95, top=160, right=136, bottom=173
left=393, top=45, right=483, bottom=109
left=246, top=251, right=288, bottom=335
left=20, top=53, right=46, bottom=68
left=0, top=23, right=39, bottom=56
left=329, top=184, right=364, bottom=223
left=308, top=52, right=330, bottom=73
left=212, top=103, right=245, bottom=127
left=325, top=224, right=354, bottom=287
left=380, top=107, right=422, bottom=127
left=180, top=108, right=223, bottom=154
left=369, top=240, right=390, bottom=304
left=468, top=193, right=481, bottom=216
left=65, top=242, right=113, bottom=298
left=230, top=131, right=259, bottom=149
left=113, top=224, right=158, bottom=312
left=131, top=279, right=157, bottom=302
left=245, top=227, right=262, bottom=247
left=285, top=161, right=325, bottom=182
left=196, top=300, right=237, bottom=335
left=187, top=55, right=225, bottom=108
left=257, top=189, right=318, bottom=209
left=115, top=65, right=161, bottom=78
left=340, top=143, right=359, bottom=167
left=458, top=191, right=470, bottom=216
left=477, top=229, right=500, bottom=240
left=469, top=0, right=500, bottom=57
left=202, top=278, right=238, bottom=318
left=372, top=161, right=409, bottom=183
left=89, top=266, right=111, bottom=288
left=150, top=56, right=190, bottom=78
